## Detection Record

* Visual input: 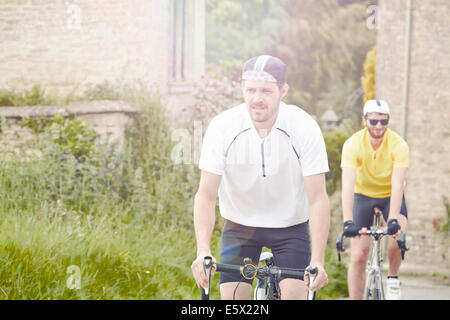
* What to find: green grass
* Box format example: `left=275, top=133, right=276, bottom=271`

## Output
left=0, top=206, right=211, bottom=299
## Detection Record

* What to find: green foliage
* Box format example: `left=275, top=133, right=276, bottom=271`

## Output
left=0, top=84, right=49, bottom=107
left=206, top=0, right=288, bottom=68
left=183, top=76, right=242, bottom=125
left=82, top=81, right=124, bottom=101
left=324, top=130, right=351, bottom=195
left=43, top=115, right=98, bottom=161
left=20, top=117, right=54, bottom=134
left=435, top=196, right=450, bottom=233
left=206, top=0, right=376, bottom=124
left=316, top=247, right=348, bottom=299
left=272, top=0, right=376, bottom=116
left=0, top=81, right=125, bottom=108
left=0, top=89, right=12, bottom=106
left=123, top=91, right=200, bottom=230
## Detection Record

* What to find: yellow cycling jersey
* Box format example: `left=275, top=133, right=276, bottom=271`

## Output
left=341, top=128, right=409, bottom=198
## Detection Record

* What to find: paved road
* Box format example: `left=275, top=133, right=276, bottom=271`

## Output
left=400, top=276, right=450, bottom=300
left=338, top=276, right=450, bottom=300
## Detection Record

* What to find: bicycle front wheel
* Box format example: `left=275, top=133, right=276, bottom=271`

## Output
left=373, top=288, right=383, bottom=300
left=365, top=276, right=384, bottom=300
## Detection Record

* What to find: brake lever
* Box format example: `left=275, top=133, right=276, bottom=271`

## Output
left=307, top=266, right=318, bottom=300
left=396, top=232, right=409, bottom=260
left=336, top=232, right=345, bottom=262
left=201, top=256, right=213, bottom=300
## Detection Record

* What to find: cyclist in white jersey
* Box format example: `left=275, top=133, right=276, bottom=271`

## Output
left=191, top=55, right=331, bottom=299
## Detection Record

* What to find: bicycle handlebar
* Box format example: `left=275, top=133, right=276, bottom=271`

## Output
left=201, top=257, right=318, bottom=300
left=201, top=256, right=214, bottom=300
left=336, top=230, right=409, bottom=261
left=215, top=262, right=305, bottom=280
left=359, top=229, right=388, bottom=236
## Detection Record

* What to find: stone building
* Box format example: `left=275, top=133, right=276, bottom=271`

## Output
left=0, top=0, right=205, bottom=114
left=376, top=0, right=449, bottom=274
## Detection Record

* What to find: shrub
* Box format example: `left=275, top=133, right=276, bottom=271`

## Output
left=183, top=76, right=242, bottom=126
left=360, top=46, right=376, bottom=103
left=317, top=247, right=348, bottom=300
left=0, top=84, right=49, bottom=107
left=43, top=115, right=98, bottom=161
left=436, top=196, right=450, bottom=232
left=324, top=130, right=351, bottom=195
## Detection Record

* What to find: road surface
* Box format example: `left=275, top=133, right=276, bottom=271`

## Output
left=400, top=276, right=450, bottom=300
left=338, top=275, right=450, bottom=300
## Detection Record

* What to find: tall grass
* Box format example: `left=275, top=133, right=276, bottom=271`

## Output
left=0, top=88, right=222, bottom=300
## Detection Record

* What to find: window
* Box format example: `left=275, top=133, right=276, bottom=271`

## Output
left=170, top=0, right=186, bottom=81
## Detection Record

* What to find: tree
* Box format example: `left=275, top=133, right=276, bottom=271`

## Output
left=361, top=45, right=376, bottom=103
left=205, top=0, right=377, bottom=125
left=205, top=0, right=288, bottom=78
left=271, top=0, right=376, bottom=116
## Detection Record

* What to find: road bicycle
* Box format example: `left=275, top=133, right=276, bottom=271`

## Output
left=201, top=252, right=318, bottom=300
left=336, top=207, right=409, bottom=300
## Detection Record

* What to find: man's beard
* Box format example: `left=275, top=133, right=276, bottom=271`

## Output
left=367, top=126, right=386, bottom=139
left=249, top=100, right=279, bottom=123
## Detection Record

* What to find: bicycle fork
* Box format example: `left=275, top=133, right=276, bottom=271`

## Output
left=363, top=239, right=384, bottom=300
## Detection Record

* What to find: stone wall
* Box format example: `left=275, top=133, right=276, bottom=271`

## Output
left=376, top=0, right=449, bottom=275
left=0, top=0, right=169, bottom=92
left=0, top=0, right=205, bottom=106
left=0, top=100, right=137, bottom=153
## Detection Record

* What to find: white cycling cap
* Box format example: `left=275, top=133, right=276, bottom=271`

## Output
left=363, top=99, right=390, bottom=116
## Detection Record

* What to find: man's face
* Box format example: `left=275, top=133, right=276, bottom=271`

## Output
left=242, top=80, right=288, bottom=124
left=364, top=112, right=389, bottom=139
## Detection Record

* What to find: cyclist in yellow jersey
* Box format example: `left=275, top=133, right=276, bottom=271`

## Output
left=341, top=100, right=409, bottom=300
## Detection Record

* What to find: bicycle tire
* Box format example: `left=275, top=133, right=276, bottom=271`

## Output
left=373, top=289, right=383, bottom=300
left=368, top=276, right=384, bottom=300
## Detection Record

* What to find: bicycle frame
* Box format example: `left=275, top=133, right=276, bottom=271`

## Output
left=362, top=209, right=385, bottom=300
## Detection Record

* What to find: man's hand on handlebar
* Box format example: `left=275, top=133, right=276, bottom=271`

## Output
left=343, top=220, right=359, bottom=237
left=387, top=218, right=401, bottom=238
left=305, top=265, right=328, bottom=292
left=191, top=254, right=216, bottom=290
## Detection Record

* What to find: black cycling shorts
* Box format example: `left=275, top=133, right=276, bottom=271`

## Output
left=219, top=219, right=311, bottom=284
left=353, top=193, right=408, bottom=229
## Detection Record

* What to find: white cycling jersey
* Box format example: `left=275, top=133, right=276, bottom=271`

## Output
left=199, top=101, right=329, bottom=228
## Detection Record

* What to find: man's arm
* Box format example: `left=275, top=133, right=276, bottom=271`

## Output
left=341, top=167, right=356, bottom=222
left=304, top=173, right=330, bottom=291
left=191, top=170, right=222, bottom=289
left=387, top=167, right=408, bottom=237
left=388, top=167, right=407, bottom=220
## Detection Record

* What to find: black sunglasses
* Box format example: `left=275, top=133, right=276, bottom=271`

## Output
left=367, top=118, right=389, bottom=126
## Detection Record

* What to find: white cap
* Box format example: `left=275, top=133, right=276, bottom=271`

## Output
left=363, top=100, right=390, bottom=116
